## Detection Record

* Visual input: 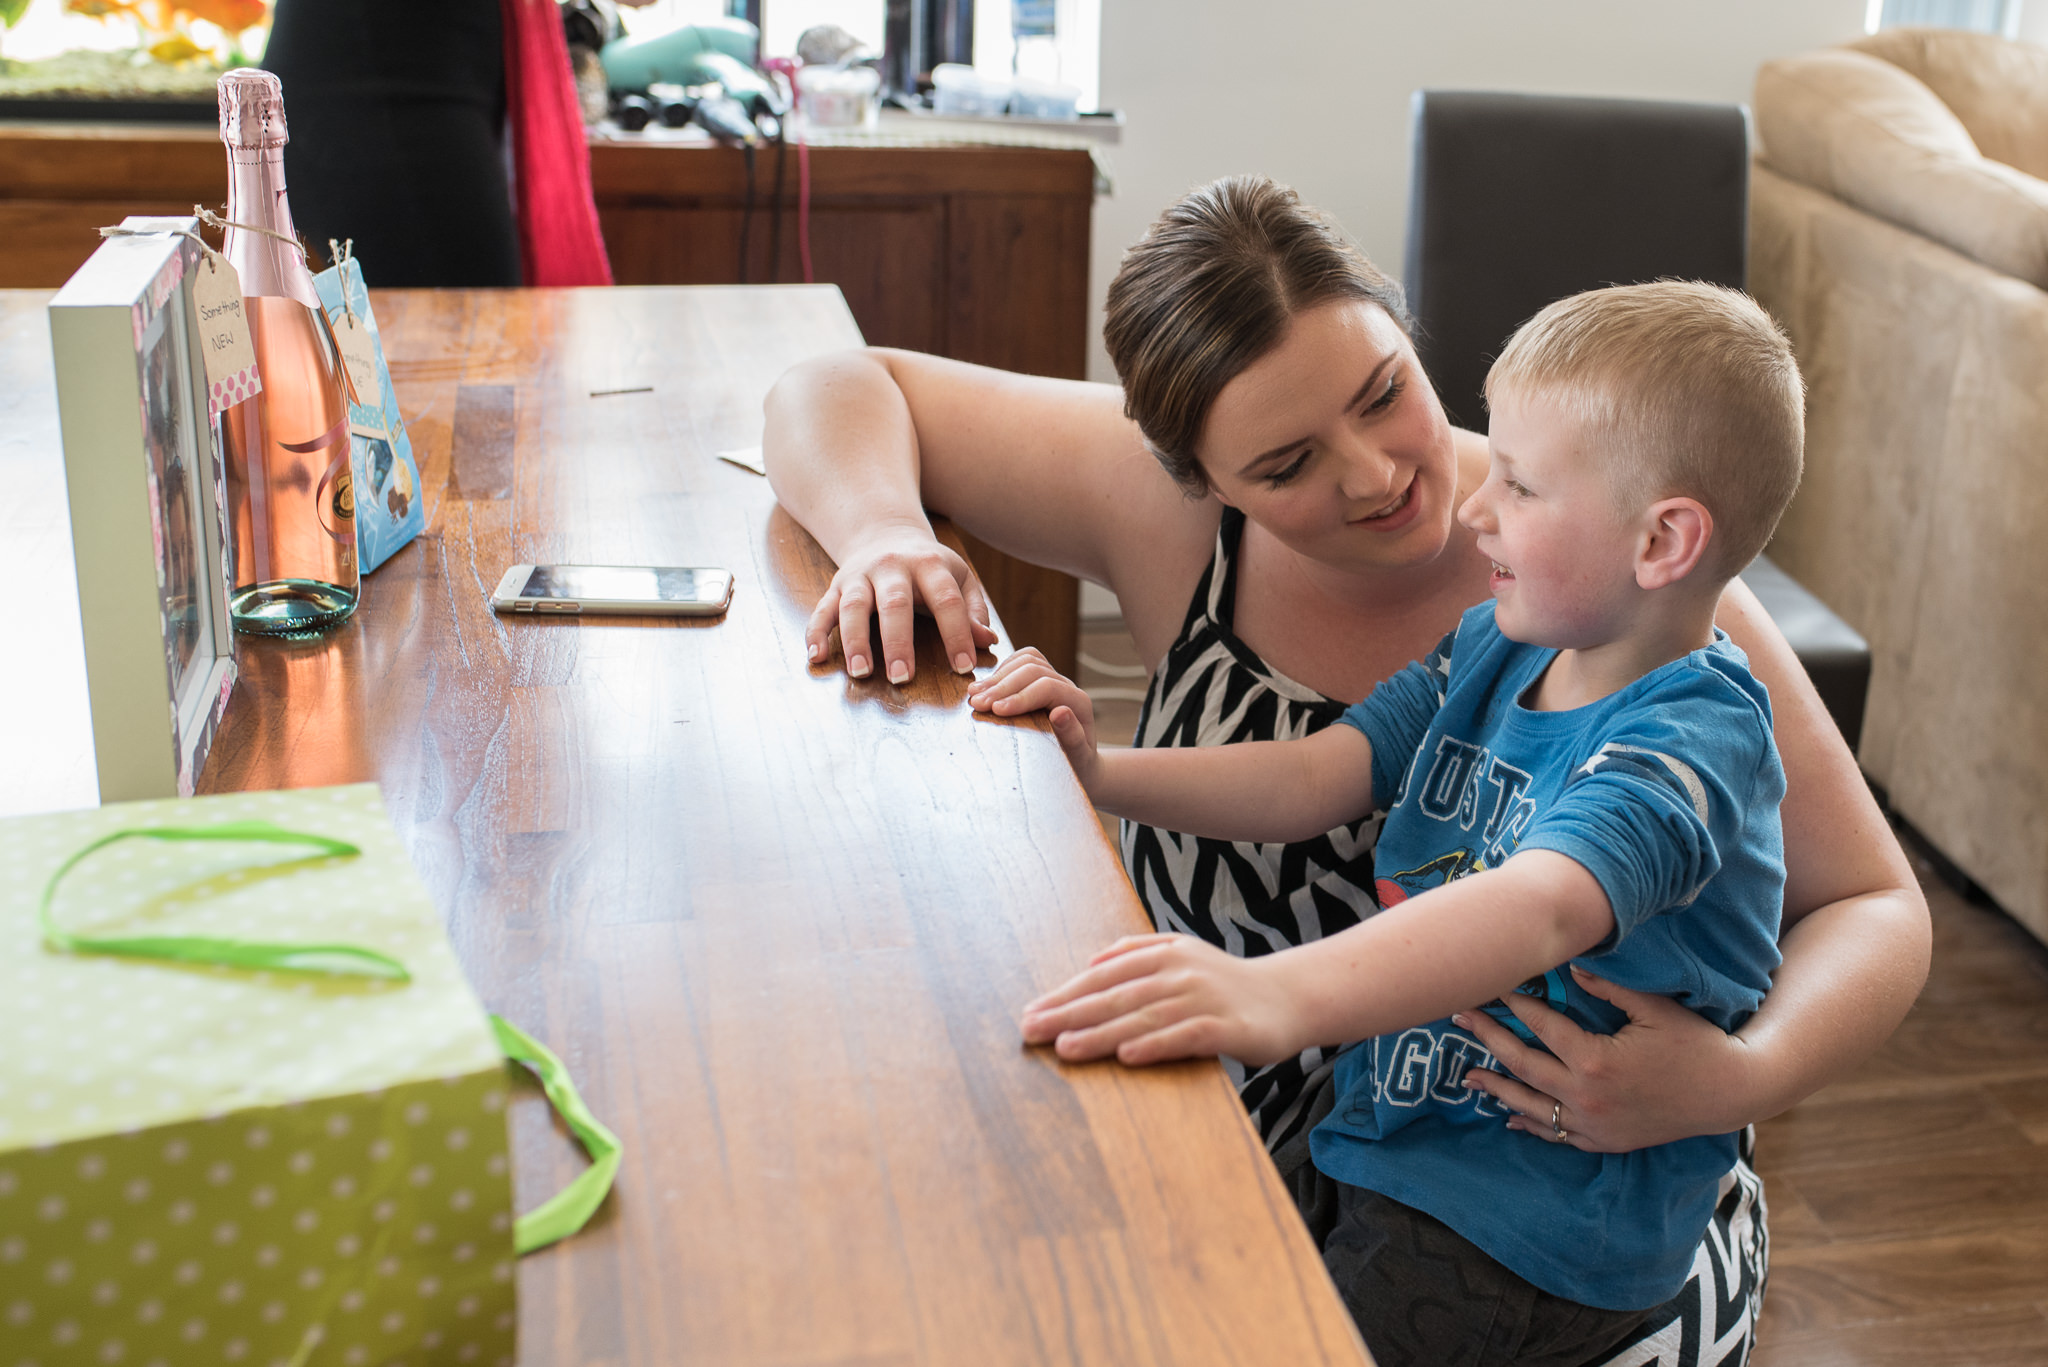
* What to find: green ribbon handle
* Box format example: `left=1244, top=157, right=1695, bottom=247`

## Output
left=491, top=1015, right=624, bottom=1255
left=39, top=821, right=411, bottom=981
left=38, top=822, right=621, bottom=1253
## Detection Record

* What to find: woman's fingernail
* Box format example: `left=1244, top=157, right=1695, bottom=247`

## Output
left=807, top=641, right=821, bottom=662
left=849, top=655, right=870, bottom=678
left=953, top=652, right=974, bottom=673
left=888, top=660, right=910, bottom=684
left=1451, top=1013, right=1471, bottom=1029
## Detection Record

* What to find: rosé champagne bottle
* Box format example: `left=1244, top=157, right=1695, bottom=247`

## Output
left=216, top=67, right=358, bottom=635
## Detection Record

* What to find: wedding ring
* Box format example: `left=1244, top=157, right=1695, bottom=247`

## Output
left=1551, top=1100, right=1568, bottom=1142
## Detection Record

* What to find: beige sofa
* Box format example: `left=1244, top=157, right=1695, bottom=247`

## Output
left=1750, top=28, right=2048, bottom=941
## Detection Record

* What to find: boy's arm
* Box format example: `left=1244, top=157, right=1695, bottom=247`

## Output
left=970, top=647, right=1378, bottom=843
left=1021, top=850, right=1615, bottom=1065
left=1081, top=730, right=1376, bottom=844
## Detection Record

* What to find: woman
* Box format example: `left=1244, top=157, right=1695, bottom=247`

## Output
left=762, top=177, right=1928, bottom=1365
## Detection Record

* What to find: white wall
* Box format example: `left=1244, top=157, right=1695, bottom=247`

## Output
left=1083, top=1, right=1872, bottom=382
left=2020, top=0, right=2048, bottom=44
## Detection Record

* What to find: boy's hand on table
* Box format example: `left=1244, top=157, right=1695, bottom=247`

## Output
left=968, top=648, right=1102, bottom=789
left=1020, top=933, right=1305, bottom=1067
left=1455, top=967, right=1759, bottom=1153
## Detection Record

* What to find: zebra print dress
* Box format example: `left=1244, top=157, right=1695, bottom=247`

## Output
left=1118, top=507, right=1769, bottom=1367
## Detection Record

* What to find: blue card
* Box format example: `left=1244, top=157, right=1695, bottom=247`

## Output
left=311, top=258, right=424, bottom=574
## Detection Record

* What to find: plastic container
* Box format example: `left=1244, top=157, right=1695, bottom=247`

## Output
left=795, top=64, right=880, bottom=129
left=930, top=63, right=1011, bottom=118
left=1008, top=76, right=1081, bottom=120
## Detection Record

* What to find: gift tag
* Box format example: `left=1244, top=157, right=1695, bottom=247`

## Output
left=191, top=255, right=262, bottom=418
left=334, top=309, right=385, bottom=412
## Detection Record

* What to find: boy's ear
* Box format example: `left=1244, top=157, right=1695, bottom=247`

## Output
left=1635, top=497, right=1712, bottom=590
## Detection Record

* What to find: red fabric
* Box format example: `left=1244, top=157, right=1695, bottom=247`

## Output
left=501, top=0, right=613, bottom=286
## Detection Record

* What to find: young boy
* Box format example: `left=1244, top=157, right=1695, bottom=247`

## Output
left=972, top=282, right=1804, bottom=1362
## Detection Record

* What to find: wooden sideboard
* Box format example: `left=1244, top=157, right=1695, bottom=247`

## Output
left=0, top=121, right=1088, bottom=673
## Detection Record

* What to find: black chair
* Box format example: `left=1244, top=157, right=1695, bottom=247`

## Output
left=1405, top=91, right=1750, bottom=431
left=1402, top=89, right=1869, bottom=752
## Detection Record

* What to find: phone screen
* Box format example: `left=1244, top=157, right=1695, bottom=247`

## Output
left=520, top=565, right=725, bottom=604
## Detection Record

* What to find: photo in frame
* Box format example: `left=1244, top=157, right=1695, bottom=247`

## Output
left=48, top=215, right=238, bottom=802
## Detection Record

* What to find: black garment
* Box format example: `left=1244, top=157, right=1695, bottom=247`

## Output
left=1280, top=1065, right=1770, bottom=1367
left=1279, top=1072, right=1647, bottom=1367
left=1122, top=507, right=1384, bottom=1157
left=1320, top=1184, right=1652, bottom=1367
left=264, top=0, right=521, bottom=286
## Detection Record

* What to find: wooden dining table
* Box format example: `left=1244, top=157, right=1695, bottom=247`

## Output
left=2, top=283, right=1370, bottom=1365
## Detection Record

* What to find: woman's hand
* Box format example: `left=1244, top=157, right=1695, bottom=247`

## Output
left=1020, top=933, right=1305, bottom=1068
left=1454, top=966, right=1759, bottom=1153
left=967, top=647, right=1101, bottom=785
left=804, top=521, right=998, bottom=681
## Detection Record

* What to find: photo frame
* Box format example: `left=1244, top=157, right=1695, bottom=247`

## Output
left=49, top=215, right=238, bottom=802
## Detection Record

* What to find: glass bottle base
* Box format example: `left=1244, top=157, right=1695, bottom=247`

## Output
left=231, top=579, right=358, bottom=636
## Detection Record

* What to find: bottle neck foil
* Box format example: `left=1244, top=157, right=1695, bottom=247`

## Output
left=223, top=146, right=322, bottom=311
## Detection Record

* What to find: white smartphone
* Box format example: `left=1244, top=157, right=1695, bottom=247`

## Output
left=489, top=564, right=735, bottom=617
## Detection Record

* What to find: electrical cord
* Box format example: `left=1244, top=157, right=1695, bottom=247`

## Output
left=768, top=127, right=788, bottom=283
left=738, top=142, right=757, bottom=284
left=797, top=131, right=813, bottom=284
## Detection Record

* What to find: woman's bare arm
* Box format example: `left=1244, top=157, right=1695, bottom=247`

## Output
left=1707, top=577, right=1930, bottom=1114
left=762, top=348, right=1210, bottom=680
left=1459, top=578, right=1930, bottom=1150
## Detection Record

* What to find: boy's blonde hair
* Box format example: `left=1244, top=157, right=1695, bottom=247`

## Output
left=1484, top=281, right=1805, bottom=576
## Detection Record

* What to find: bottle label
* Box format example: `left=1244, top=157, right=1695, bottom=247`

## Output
left=334, top=310, right=386, bottom=418
left=191, top=255, right=263, bottom=418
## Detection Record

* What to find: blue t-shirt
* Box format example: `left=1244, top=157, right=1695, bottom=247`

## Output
left=1309, top=601, right=1786, bottom=1311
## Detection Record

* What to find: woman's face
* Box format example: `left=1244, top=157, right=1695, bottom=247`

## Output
left=1194, top=300, right=1461, bottom=578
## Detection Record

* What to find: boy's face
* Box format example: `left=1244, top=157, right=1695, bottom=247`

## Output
left=1457, top=390, right=1640, bottom=649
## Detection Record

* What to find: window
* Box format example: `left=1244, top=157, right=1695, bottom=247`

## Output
left=621, top=0, right=887, bottom=63
left=1865, top=0, right=2024, bottom=37
left=0, top=0, right=271, bottom=108
left=623, top=0, right=1100, bottom=112
left=972, top=0, right=1099, bottom=112
left=761, top=0, right=887, bottom=61
left=0, top=0, right=269, bottom=65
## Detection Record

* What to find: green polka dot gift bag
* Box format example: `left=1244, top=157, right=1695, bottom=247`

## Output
left=0, top=784, right=618, bottom=1367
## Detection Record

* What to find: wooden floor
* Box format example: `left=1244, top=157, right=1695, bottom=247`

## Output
left=1078, top=623, right=2048, bottom=1366
left=1752, top=842, right=2048, bottom=1366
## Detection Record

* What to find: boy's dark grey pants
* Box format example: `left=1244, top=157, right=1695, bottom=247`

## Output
left=1275, top=1079, right=1651, bottom=1367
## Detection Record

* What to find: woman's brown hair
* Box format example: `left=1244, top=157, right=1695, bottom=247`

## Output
left=1102, top=175, right=1410, bottom=494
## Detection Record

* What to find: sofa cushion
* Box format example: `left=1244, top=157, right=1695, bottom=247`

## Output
left=1850, top=28, right=2048, bottom=181
left=1755, top=49, right=2048, bottom=289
